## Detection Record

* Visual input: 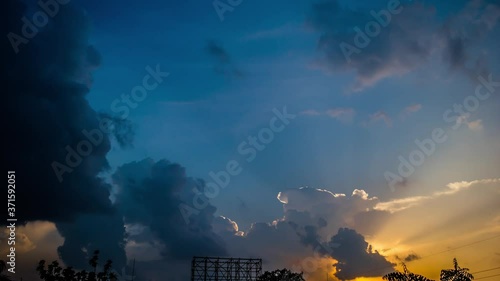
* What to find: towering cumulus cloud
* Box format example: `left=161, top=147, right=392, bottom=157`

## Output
left=4, top=0, right=129, bottom=270
left=328, top=228, right=394, bottom=280
left=112, top=159, right=227, bottom=260
left=109, top=159, right=228, bottom=281
left=5, top=0, right=121, bottom=222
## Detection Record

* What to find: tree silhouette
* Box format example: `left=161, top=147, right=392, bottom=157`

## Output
left=383, top=263, right=434, bottom=281
left=0, top=260, right=13, bottom=281
left=36, top=250, right=118, bottom=281
left=440, top=258, right=474, bottom=281
left=257, top=268, right=305, bottom=281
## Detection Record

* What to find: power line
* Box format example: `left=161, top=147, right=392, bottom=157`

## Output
left=472, top=266, right=500, bottom=274
left=418, top=233, right=500, bottom=259
left=475, top=273, right=500, bottom=280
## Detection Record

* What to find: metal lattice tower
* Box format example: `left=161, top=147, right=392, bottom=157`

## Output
left=191, top=257, right=262, bottom=281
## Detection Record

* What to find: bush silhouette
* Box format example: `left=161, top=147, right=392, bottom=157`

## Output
left=257, top=268, right=305, bottom=281
left=36, top=250, right=117, bottom=281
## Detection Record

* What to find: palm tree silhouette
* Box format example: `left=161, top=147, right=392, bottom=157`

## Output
left=383, top=263, right=434, bottom=281
left=440, top=258, right=474, bottom=281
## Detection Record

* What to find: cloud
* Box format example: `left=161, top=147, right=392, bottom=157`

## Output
left=467, top=119, right=483, bottom=131
left=373, top=178, right=500, bottom=213
left=326, top=108, right=356, bottom=122
left=112, top=159, right=227, bottom=260
left=300, top=108, right=356, bottom=122
left=4, top=0, right=135, bottom=272
left=224, top=179, right=500, bottom=280
left=5, top=0, right=124, bottom=223
left=402, top=253, right=421, bottom=262
left=213, top=216, right=244, bottom=236
left=328, top=228, right=395, bottom=280
left=445, top=178, right=500, bottom=192
left=454, top=113, right=484, bottom=131
left=261, top=179, right=499, bottom=278
left=212, top=187, right=393, bottom=280
left=4, top=3, right=233, bottom=275
left=0, top=222, right=64, bottom=280
left=19, top=177, right=499, bottom=280
left=374, top=195, right=430, bottom=213
left=307, top=0, right=438, bottom=92
left=369, top=111, right=393, bottom=127
left=277, top=188, right=377, bottom=232
left=205, top=40, right=243, bottom=78
left=441, top=0, right=500, bottom=78
left=56, top=213, right=127, bottom=271
left=307, top=0, right=500, bottom=92
left=220, top=219, right=314, bottom=273
left=403, top=104, right=422, bottom=115
left=374, top=179, right=500, bottom=213
left=362, top=178, right=500, bottom=264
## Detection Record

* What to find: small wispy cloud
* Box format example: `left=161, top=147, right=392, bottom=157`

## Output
left=455, top=113, right=484, bottom=131
left=403, top=253, right=421, bottom=262
left=369, top=111, right=392, bottom=127
left=300, top=108, right=356, bottom=123
left=375, top=178, right=500, bottom=213
left=445, top=178, right=500, bottom=193
left=467, top=119, right=483, bottom=131
left=403, top=104, right=422, bottom=115
left=205, top=40, right=243, bottom=78
left=326, top=108, right=356, bottom=122
left=399, top=104, right=422, bottom=120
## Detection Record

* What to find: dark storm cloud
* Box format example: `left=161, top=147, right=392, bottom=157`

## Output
left=56, top=213, right=127, bottom=271
left=98, top=113, right=135, bottom=148
left=296, top=220, right=329, bottom=255
left=403, top=253, right=421, bottom=262
left=307, top=0, right=500, bottom=92
left=328, top=228, right=395, bottom=280
left=3, top=0, right=133, bottom=271
left=112, top=159, right=227, bottom=260
left=2, top=1, right=111, bottom=221
left=4, top=0, right=132, bottom=223
left=205, top=40, right=243, bottom=78
left=275, top=196, right=394, bottom=280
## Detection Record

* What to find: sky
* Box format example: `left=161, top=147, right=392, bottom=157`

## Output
left=2, top=0, right=500, bottom=280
